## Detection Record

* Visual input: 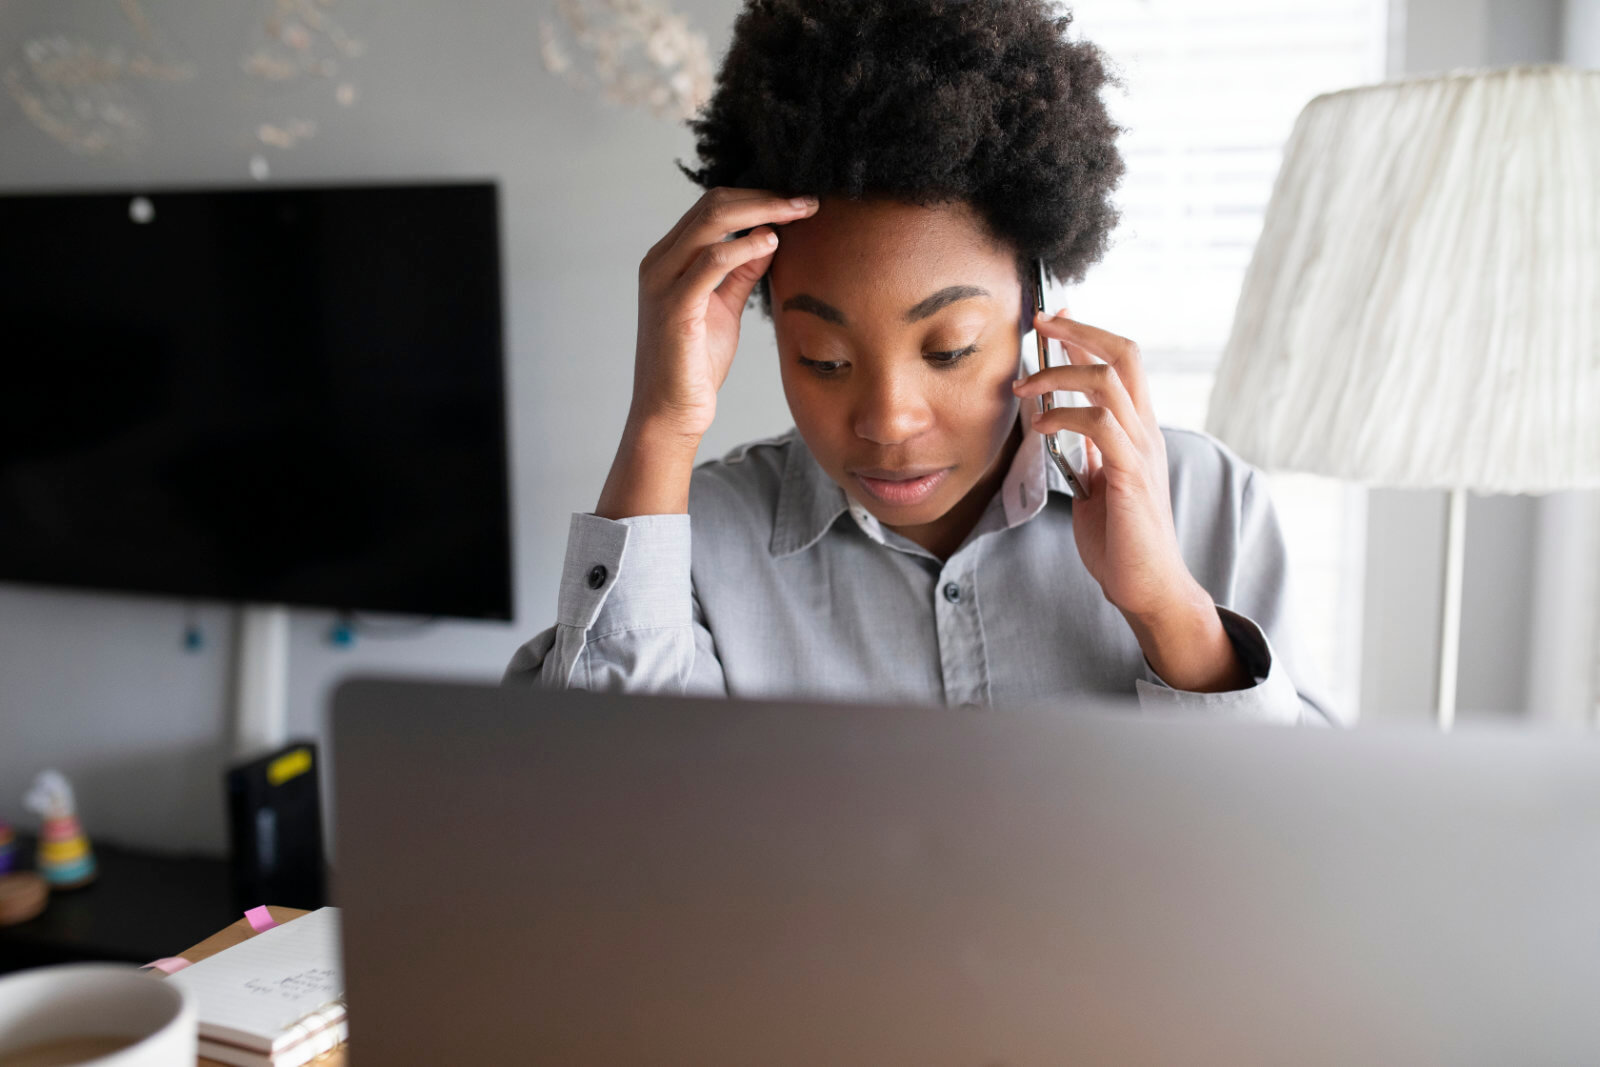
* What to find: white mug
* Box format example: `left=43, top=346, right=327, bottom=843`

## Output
left=0, top=964, right=195, bottom=1067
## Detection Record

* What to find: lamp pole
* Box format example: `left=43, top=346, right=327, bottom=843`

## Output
left=1435, top=489, right=1468, bottom=730
left=233, top=604, right=290, bottom=757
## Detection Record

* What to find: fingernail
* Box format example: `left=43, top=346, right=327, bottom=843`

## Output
left=790, top=196, right=816, bottom=209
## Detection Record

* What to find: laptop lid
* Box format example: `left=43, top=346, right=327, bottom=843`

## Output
left=330, top=678, right=1600, bottom=1065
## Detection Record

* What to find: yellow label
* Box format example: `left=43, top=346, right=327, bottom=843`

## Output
left=40, top=837, right=88, bottom=863
left=268, top=747, right=313, bottom=787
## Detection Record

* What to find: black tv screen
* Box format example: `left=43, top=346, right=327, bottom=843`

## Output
left=0, top=181, right=513, bottom=620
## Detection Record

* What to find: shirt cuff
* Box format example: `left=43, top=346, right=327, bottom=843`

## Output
left=1132, top=606, right=1301, bottom=722
left=556, top=512, right=692, bottom=634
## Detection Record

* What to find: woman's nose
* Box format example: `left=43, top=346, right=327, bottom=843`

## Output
left=851, top=371, right=934, bottom=445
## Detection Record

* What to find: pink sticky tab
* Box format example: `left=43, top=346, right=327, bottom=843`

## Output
left=244, top=905, right=279, bottom=933
left=142, top=957, right=192, bottom=974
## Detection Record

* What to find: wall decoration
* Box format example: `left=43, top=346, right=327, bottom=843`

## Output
left=257, top=117, right=317, bottom=149
left=539, top=0, right=712, bottom=121
left=2, top=0, right=195, bottom=156
left=1, top=0, right=364, bottom=169
left=242, top=0, right=365, bottom=154
left=241, top=0, right=364, bottom=83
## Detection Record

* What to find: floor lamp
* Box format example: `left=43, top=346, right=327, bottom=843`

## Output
left=1205, top=65, right=1600, bottom=730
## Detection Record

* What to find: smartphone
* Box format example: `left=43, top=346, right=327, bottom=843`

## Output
left=1028, top=259, right=1091, bottom=499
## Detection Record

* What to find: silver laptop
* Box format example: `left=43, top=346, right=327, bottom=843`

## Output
left=329, top=679, right=1600, bottom=1065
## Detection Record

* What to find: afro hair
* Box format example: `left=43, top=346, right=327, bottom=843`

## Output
left=675, top=0, right=1125, bottom=318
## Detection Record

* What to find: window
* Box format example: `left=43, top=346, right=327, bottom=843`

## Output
left=1060, top=0, right=1390, bottom=720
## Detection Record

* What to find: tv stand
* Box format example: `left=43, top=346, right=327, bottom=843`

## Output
left=233, top=604, right=289, bottom=757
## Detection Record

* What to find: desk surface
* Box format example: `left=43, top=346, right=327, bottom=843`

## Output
left=0, top=835, right=237, bottom=973
left=175, top=906, right=346, bottom=1067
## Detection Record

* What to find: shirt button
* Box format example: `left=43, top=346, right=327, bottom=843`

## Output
left=942, top=582, right=961, bottom=603
left=586, top=564, right=608, bottom=590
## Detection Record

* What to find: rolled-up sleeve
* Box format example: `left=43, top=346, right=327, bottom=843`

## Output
left=1133, top=606, right=1322, bottom=723
left=501, top=512, right=727, bottom=695
left=1131, top=469, right=1341, bottom=726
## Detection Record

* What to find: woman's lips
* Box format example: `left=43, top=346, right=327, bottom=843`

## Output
left=852, top=467, right=952, bottom=507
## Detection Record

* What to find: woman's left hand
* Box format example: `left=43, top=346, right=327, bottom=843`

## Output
left=1012, top=309, right=1253, bottom=693
left=1011, top=310, right=1204, bottom=625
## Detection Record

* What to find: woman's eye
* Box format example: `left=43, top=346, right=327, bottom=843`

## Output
left=798, top=357, right=848, bottom=375
left=798, top=344, right=978, bottom=375
left=926, top=344, right=979, bottom=367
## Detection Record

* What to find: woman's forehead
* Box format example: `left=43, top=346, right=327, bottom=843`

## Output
left=770, top=197, right=1020, bottom=310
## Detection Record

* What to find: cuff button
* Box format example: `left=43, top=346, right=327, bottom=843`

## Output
left=586, top=564, right=608, bottom=589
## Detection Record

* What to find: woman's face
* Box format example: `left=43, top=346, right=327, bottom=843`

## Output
left=767, top=197, right=1026, bottom=549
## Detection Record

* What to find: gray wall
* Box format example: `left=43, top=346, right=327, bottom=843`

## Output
left=1572, top=0, right=1600, bottom=66
left=1395, top=0, right=1563, bottom=73
left=1534, top=0, right=1600, bottom=725
left=0, top=0, right=786, bottom=853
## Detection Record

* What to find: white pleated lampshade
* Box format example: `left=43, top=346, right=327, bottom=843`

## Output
left=1206, top=65, right=1600, bottom=494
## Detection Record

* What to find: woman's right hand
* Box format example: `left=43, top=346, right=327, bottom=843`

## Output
left=595, top=187, right=818, bottom=520
left=630, top=186, right=820, bottom=441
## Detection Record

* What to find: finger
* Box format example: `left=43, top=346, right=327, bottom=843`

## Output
left=656, top=189, right=817, bottom=282
left=673, top=226, right=782, bottom=311
left=1030, top=404, right=1143, bottom=483
left=710, top=228, right=777, bottom=317
left=645, top=187, right=777, bottom=269
left=1061, top=336, right=1095, bottom=367
left=1033, top=311, right=1155, bottom=427
left=1082, top=429, right=1103, bottom=481
left=1012, top=362, right=1146, bottom=451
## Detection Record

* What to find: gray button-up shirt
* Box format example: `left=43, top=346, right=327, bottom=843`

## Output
left=504, top=415, right=1340, bottom=725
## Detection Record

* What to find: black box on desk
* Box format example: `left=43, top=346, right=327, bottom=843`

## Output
left=226, top=741, right=326, bottom=910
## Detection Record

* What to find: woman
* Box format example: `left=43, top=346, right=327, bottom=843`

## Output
left=506, top=0, right=1337, bottom=724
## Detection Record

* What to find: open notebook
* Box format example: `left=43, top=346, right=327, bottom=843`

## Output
left=167, top=907, right=345, bottom=1067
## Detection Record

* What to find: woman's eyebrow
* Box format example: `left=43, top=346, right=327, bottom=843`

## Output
left=781, top=293, right=848, bottom=325
left=904, top=285, right=990, bottom=322
left=780, top=285, right=992, bottom=326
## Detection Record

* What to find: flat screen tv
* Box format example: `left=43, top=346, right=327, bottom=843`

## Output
left=0, top=180, right=513, bottom=620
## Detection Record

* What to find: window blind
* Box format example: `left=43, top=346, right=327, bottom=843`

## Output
left=1060, top=0, right=1390, bottom=720
left=1063, top=0, right=1389, bottom=363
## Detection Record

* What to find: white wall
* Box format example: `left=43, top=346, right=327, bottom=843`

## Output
left=0, top=0, right=787, bottom=853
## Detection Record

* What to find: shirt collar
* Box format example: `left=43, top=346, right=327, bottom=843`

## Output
left=769, top=429, right=852, bottom=557
left=768, top=409, right=1075, bottom=559
left=999, top=405, right=1077, bottom=527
